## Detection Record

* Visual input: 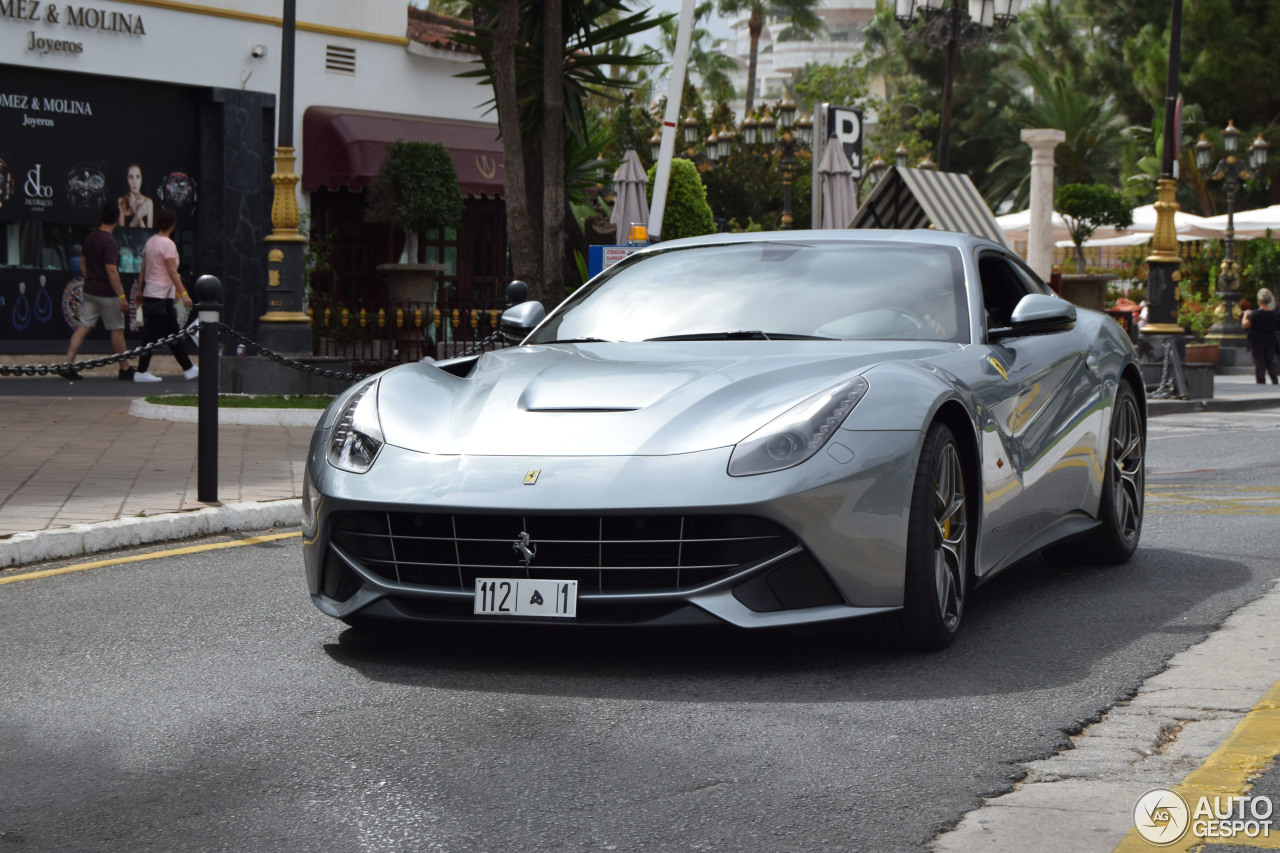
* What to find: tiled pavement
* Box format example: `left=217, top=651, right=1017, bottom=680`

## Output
left=0, top=394, right=312, bottom=538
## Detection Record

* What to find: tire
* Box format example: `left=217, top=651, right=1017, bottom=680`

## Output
left=1076, top=381, right=1145, bottom=564
left=891, top=422, right=970, bottom=650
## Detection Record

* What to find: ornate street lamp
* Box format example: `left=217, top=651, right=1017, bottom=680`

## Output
left=648, top=128, right=663, bottom=163
left=894, top=0, right=1021, bottom=170
left=1194, top=121, right=1270, bottom=350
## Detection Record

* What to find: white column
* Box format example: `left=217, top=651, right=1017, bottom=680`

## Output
left=1020, top=129, right=1065, bottom=282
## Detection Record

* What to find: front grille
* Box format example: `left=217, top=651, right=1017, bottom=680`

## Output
left=329, top=512, right=798, bottom=593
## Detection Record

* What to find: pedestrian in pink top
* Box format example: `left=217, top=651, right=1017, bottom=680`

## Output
left=131, top=208, right=197, bottom=382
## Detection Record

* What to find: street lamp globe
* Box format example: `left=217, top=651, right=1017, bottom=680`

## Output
left=741, top=114, right=759, bottom=146
left=705, top=131, right=721, bottom=162
left=759, top=108, right=777, bottom=147
left=718, top=125, right=735, bottom=158
left=867, top=156, right=889, bottom=189
left=894, top=141, right=910, bottom=170
left=1223, top=119, right=1240, bottom=155
left=1194, top=133, right=1213, bottom=172
left=1249, top=134, right=1269, bottom=171
left=778, top=94, right=797, bottom=131
left=649, top=129, right=662, bottom=162
left=796, top=112, right=813, bottom=147
left=682, top=110, right=701, bottom=147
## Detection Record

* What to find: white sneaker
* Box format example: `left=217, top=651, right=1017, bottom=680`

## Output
left=183, top=366, right=199, bottom=380
left=133, top=371, right=162, bottom=383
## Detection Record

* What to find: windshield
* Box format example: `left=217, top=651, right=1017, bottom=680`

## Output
left=528, top=241, right=970, bottom=344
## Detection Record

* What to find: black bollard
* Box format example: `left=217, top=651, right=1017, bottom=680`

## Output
left=195, top=275, right=223, bottom=503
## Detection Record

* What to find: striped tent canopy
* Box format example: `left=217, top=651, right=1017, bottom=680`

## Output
left=849, top=167, right=1007, bottom=248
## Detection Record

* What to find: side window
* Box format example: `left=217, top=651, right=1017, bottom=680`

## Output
left=977, top=253, right=1034, bottom=330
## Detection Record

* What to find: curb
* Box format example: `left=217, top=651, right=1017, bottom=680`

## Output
left=129, top=398, right=323, bottom=427
left=1147, top=395, right=1280, bottom=416
left=0, top=500, right=302, bottom=569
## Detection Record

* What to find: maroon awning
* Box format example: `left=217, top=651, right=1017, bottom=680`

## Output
left=302, top=106, right=503, bottom=197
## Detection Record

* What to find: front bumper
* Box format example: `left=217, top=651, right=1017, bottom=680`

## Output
left=303, top=431, right=920, bottom=628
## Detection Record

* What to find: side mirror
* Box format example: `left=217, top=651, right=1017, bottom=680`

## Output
left=499, top=300, right=546, bottom=344
left=991, top=294, right=1076, bottom=339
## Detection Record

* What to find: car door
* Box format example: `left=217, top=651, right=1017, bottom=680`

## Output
left=970, top=251, right=1104, bottom=574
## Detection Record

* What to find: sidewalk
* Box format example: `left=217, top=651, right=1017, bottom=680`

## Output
left=0, top=373, right=317, bottom=567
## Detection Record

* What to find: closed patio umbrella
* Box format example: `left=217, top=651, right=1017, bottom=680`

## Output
left=818, top=138, right=857, bottom=229
left=609, top=148, right=650, bottom=244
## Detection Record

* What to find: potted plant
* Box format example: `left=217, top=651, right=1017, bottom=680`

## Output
left=1055, top=184, right=1133, bottom=311
left=1179, top=294, right=1220, bottom=366
left=366, top=139, right=465, bottom=305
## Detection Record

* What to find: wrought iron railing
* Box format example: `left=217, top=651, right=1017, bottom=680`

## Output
left=308, top=299, right=510, bottom=370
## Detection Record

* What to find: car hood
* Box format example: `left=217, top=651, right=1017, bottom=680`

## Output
left=376, top=341, right=952, bottom=456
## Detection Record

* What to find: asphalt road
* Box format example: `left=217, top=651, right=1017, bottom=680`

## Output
left=1, top=409, right=1278, bottom=852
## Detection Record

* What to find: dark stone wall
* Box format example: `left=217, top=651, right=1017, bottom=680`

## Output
left=197, top=88, right=276, bottom=346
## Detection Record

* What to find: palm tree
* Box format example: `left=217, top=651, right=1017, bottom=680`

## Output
left=647, top=2, right=738, bottom=104
left=714, top=0, right=823, bottom=115
left=983, top=57, right=1126, bottom=211
left=459, top=0, right=662, bottom=304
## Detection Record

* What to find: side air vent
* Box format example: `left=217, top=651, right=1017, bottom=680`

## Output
left=325, top=45, right=356, bottom=75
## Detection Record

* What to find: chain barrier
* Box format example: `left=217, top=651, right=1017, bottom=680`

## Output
left=0, top=327, right=195, bottom=377
left=217, top=324, right=368, bottom=382
left=0, top=321, right=509, bottom=381
left=217, top=325, right=509, bottom=384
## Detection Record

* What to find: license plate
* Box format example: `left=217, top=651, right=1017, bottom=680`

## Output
left=474, top=578, right=578, bottom=619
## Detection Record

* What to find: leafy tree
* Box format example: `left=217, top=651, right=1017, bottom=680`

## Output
left=791, top=56, right=870, bottom=117
left=713, top=0, right=824, bottom=114
left=648, top=157, right=715, bottom=239
left=365, top=140, right=465, bottom=262
left=1056, top=183, right=1133, bottom=272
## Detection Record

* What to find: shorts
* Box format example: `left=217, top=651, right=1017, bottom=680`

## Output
left=79, top=293, right=125, bottom=331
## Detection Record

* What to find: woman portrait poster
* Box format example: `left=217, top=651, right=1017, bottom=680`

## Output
left=117, top=162, right=154, bottom=228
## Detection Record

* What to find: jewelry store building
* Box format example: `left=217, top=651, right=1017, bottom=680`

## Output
left=0, top=0, right=502, bottom=354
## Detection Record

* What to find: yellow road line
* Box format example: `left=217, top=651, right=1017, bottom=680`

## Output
left=1113, top=680, right=1280, bottom=852
left=0, top=532, right=302, bottom=587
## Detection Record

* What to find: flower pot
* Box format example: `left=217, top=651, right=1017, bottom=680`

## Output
left=1184, top=342, right=1220, bottom=368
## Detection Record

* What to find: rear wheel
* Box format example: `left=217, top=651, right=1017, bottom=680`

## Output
left=1077, top=382, right=1144, bottom=563
left=892, top=422, right=969, bottom=650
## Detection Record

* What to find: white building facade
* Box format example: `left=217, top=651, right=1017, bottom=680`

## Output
left=1, top=0, right=500, bottom=351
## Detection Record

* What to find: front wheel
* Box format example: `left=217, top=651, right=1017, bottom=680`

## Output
left=891, top=422, right=969, bottom=650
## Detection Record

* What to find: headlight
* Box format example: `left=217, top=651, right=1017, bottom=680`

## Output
left=728, top=376, right=869, bottom=476
left=327, top=380, right=384, bottom=473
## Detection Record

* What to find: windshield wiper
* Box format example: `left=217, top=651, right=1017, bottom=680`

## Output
left=644, top=331, right=828, bottom=342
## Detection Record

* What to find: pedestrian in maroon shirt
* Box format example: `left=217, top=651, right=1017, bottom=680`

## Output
left=61, top=202, right=135, bottom=381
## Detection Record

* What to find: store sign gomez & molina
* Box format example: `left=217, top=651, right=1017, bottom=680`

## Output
left=1, top=0, right=147, bottom=56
